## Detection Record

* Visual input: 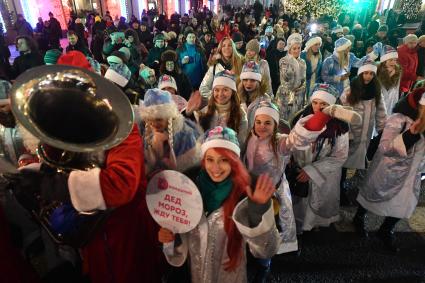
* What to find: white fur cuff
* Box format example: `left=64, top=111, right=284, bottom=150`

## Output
left=68, top=167, right=107, bottom=212
left=233, top=198, right=275, bottom=237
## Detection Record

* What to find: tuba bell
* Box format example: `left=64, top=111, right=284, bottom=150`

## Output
left=10, top=65, right=134, bottom=170
left=6, top=65, right=135, bottom=248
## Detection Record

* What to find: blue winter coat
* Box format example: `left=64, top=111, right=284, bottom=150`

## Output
left=321, top=52, right=362, bottom=96
left=177, top=43, right=207, bottom=89
left=300, top=50, right=323, bottom=98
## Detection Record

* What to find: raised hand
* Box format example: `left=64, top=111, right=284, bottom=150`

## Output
left=246, top=174, right=275, bottom=205
left=186, top=90, right=202, bottom=113
left=158, top=227, right=175, bottom=243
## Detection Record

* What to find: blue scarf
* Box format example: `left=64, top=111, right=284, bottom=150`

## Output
left=197, top=170, right=233, bottom=215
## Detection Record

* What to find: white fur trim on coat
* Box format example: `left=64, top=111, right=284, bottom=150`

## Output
left=68, top=167, right=107, bottom=212
left=201, top=139, right=240, bottom=157
left=139, top=102, right=179, bottom=120
left=104, top=68, right=129, bottom=87
left=357, top=64, right=377, bottom=75
left=380, top=52, right=398, bottom=62
left=233, top=198, right=275, bottom=237
left=310, top=90, right=337, bottom=105
left=240, top=72, right=262, bottom=82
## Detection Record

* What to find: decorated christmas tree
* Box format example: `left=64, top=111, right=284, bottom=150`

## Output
left=283, top=0, right=361, bottom=18
left=399, top=0, right=422, bottom=20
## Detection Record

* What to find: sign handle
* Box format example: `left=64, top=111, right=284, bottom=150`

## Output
left=163, top=241, right=174, bottom=256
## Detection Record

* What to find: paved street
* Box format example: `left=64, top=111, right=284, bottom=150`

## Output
left=265, top=171, right=425, bottom=283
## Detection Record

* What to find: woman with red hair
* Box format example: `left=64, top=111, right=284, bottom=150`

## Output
left=158, top=126, right=280, bottom=282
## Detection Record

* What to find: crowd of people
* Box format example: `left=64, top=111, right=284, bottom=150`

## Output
left=0, top=3, right=424, bottom=283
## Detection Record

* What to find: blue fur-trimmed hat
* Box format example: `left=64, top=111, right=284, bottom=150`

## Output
left=310, top=83, right=339, bottom=105
left=357, top=58, right=377, bottom=75
left=104, top=63, right=131, bottom=87
left=240, top=61, right=262, bottom=82
left=212, top=70, right=237, bottom=92
left=139, top=88, right=179, bottom=120
left=380, top=45, right=398, bottom=62
left=254, top=100, right=280, bottom=124
left=201, top=126, right=240, bottom=157
left=334, top=37, right=352, bottom=52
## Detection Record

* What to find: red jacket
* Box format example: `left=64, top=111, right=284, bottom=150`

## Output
left=398, top=44, right=418, bottom=93
left=70, top=125, right=164, bottom=283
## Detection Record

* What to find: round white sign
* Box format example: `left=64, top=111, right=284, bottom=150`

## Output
left=146, top=170, right=203, bottom=234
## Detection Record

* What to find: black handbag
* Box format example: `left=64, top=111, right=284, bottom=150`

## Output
left=285, top=158, right=309, bottom=198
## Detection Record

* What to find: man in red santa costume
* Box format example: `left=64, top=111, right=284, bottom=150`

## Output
left=5, top=64, right=164, bottom=283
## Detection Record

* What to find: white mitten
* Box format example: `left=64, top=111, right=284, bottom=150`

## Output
left=322, top=104, right=362, bottom=125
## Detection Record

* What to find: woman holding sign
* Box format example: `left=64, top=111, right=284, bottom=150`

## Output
left=158, top=126, right=280, bottom=283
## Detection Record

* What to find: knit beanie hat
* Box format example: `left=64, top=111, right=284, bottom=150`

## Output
left=104, top=63, right=131, bottom=87
left=380, top=45, right=398, bottom=62
left=139, top=65, right=155, bottom=81
left=201, top=126, right=240, bottom=157
left=232, top=32, right=244, bottom=43
left=254, top=100, right=279, bottom=124
left=44, top=49, right=62, bottom=65
left=161, top=50, right=178, bottom=62
left=357, top=58, right=377, bottom=75
left=265, top=26, right=273, bottom=33
left=342, top=26, right=350, bottom=34
left=139, top=88, right=179, bottom=120
left=107, top=50, right=126, bottom=65
left=403, top=34, right=418, bottom=44
left=119, top=47, right=131, bottom=61
left=240, top=61, right=262, bottom=82
left=334, top=37, right=352, bottom=52
left=154, top=33, right=166, bottom=42
left=158, top=74, right=177, bottom=92
left=95, top=16, right=101, bottom=22
left=285, top=33, right=302, bottom=51
left=310, top=83, right=339, bottom=105
left=57, top=51, right=93, bottom=71
left=212, top=70, right=237, bottom=92
left=246, top=39, right=260, bottom=54
left=303, top=36, right=322, bottom=52
left=377, top=25, right=388, bottom=33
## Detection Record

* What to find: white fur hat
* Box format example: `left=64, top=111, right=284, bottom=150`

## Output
left=284, top=33, right=302, bottom=51
left=303, top=36, right=322, bottom=52
left=139, top=88, right=179, bottom=120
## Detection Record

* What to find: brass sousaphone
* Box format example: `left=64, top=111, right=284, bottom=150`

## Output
left=9, top=65, right=135, bottom=247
